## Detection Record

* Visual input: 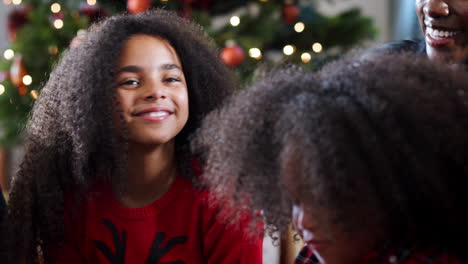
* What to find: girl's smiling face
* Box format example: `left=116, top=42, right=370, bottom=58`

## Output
left=115, top=34, right=189, bottom=145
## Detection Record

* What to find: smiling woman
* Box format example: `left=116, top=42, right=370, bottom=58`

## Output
left=377, top=0, right=468, bottom=64
left=415, top=0, right=468, bottom=62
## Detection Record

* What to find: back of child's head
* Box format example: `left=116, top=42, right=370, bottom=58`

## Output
left=3, top=10, right=235, bottom=263
left=195, top=52, right=468, bottom=256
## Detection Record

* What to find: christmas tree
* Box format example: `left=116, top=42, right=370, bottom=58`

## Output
left=0, top=0, right=376, bottom=146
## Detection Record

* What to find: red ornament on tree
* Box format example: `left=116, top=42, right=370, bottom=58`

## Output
left=127, top=0, right=152, bottom=14
left=282, top=4, right=300, bottom=24
left=10, top=55, right=28, bottom=90
left=220, top=43, right=245, bottom=68
left=79, top=3, right=108, bottom=23
left=7, top=6, right=30, bottom=41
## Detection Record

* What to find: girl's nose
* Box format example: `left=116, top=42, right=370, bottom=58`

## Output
left=424, top=0, right=450, bottom=18
left=143, top=81, right=166, bottom=101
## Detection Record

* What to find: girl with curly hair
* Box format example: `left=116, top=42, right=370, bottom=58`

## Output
left=2, top=10, right=263, bottom=264
left=194, top=53, right=468, bottom=264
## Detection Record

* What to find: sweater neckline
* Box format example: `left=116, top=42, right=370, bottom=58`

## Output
left=107, top=175, right=187, bottom=218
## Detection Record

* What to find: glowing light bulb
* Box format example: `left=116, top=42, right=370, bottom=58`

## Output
left=87, top=0, right=97, bottom=5
left=283, top=45, right=295, bottom=56
left=51, top=3, right=61, bottom=13
left=248, top=48, right=262, bottom=59
left=0, top=84, right=5, bottom=96
left=294, top=22, right=305, bottom=33
left=312, top=42, right=323, bottom=53
left=230, top=16, right=240, bottom=27
left=30, top=90, right=39, bottom=99
left=301, top=52, right=311, bottom=63
left=22, top=75, right=32, bottom=86
left=12, top=0, right=21, bottom=5
left=54, top=19, right=64, bottom=29
left=3, top=49, right=14, bottom=60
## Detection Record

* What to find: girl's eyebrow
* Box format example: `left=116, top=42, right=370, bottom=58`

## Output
left=159, top=63, right=181, bottom=71
left=117, top=65, right=141, bottom=74
left=116, top=64, right=181, bottom=74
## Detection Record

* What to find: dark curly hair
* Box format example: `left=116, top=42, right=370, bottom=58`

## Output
left=2, top=9, right=235, bottom=263
left=194, top=53, right=468, bottom=256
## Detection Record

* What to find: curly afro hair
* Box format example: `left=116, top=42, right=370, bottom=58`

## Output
left=3, top=9, right=235, bottom=263
left=194, top=53, right=468, bottom=256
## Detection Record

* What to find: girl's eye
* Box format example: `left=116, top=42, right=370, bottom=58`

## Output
left=164, top=77, right=181, bottom=83
left=118, top=80, right=140, bottom=87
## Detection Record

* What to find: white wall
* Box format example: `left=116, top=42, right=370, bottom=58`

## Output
left=316, top=0, right=390, bottom=42
left=0, top=3, right=11, bottom=52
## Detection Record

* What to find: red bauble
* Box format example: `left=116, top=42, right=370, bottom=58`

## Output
left=7, top=6, right=30, bottom=41
left=10, top=55, right=28, bottom=88
left=127, top=0, right=152, bottom=14
left=79, top=4, right=108, bottom=23
left=282, top=4, right=300, bottom=24
left=220, top=46, right=245, bottom=68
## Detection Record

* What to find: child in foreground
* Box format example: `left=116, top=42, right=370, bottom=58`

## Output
left=2, top=10, right=263, bottom=264
left=194, top=54, right=468, bottom=264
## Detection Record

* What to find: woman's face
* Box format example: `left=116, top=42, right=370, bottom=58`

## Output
left=115, top=34, right=189, bottom=145
left=416, top=0, right=468, bottom=63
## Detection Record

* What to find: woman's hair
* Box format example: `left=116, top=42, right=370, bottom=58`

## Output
left=194, top=53, right=468, bottom=254
left=3, top=9, right=235, bottom=263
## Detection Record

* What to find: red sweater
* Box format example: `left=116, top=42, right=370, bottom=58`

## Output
left=55, top=176, right=263, bottom=263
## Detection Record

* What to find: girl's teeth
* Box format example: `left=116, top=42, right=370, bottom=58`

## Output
left=147, top=111, right=169, bottom=117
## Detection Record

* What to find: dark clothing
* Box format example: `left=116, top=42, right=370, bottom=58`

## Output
left=371, top=40, right=426, bottom=55
left=374, top=39, right=426, bottom=55
left=0, top=186, right=5, bottom=224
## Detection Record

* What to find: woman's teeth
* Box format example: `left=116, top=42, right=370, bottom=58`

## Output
left=427, top=27, right=459, bottom=38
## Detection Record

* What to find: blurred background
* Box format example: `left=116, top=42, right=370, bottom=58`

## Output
left=0, top=0, right=421, bottom=263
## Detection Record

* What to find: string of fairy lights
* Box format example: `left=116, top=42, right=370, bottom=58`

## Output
left=0, top=0, right=325, bottom=97
left=0, top=0, right=99, bottom=97
left=226, top=4, right=323, bottom=63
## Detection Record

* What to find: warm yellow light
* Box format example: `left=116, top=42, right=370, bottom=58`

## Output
left=3, top=0, right=12, bottom=5
left=51, top=3, right=61, bottom=13
left=301, top=52, right=312, bottom=63
left=161, top=0, right=169, bottom=2
left=259, top=0, right=268, bottom=2
left=312, top=42, right=323, bottom=53
left=230, top=16, right=240, bottom=27
left=283, top=45, right=295, bottom=56
left=294, top=22, right=305, bottom=33
left=22, top=75, right=32, bottom=86
left=49, top=45, right=59, bottom=55
left=54, top=19, right=64, bottom=29
left=30, top=89, right=39, bottom=99
left=87, top=0, right=97, bottom=5
left=0, top=85, right=5, bottom=96
left=12, top=0, right=21, bottom=5
left=248, top=48, right=262, bottom=59
left=3, top=49, right=14, bottom=60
